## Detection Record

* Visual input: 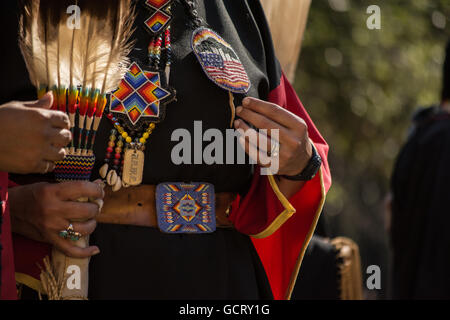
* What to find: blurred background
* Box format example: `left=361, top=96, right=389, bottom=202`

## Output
left=263, top=0, right=450, bottom=299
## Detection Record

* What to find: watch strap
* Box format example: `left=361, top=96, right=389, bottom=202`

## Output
left=282, top=144, right=322, bottom=181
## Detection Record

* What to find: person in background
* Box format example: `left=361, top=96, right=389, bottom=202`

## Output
left=390, top=40, right=450, bottom=299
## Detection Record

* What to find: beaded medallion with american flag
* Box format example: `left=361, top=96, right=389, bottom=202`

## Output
left=191, top=27, right=251, bottom=94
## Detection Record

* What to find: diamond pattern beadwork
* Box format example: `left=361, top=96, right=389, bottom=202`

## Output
left=110, top=62, right=170, bottom=125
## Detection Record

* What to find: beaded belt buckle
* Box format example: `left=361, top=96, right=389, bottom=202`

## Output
left=156, top=182, right=216, bottom=234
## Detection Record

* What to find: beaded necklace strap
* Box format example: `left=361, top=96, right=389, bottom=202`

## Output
left=100, top=0, right=176, bottom=188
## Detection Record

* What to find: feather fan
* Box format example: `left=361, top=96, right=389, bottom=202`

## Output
left=19, top=0, right=135, bottom=154
left=18, top=0, right=135, bottom=301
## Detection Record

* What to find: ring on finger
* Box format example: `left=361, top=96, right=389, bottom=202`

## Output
left=58, top=223, right=82, bottom=241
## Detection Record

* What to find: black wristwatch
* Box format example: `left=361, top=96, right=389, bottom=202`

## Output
left=282, top=145, right=322, bottom=181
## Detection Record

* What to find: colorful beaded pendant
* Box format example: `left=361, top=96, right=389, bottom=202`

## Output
left=144, top=0, right=173, bottom=34
left=100, top=0, right=175, bottom=189
left=110, top=62, right=172, bottom=129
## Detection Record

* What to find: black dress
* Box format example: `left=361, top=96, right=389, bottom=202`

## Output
left=88, top=0, right=280, bottom=299
left=3, top=0, right=286, bottom=299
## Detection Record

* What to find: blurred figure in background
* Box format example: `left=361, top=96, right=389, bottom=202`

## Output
left=390, top=40, right=450, bottom=299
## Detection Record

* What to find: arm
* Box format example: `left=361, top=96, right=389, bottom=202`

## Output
left=229, top=73, right=331, bottom=299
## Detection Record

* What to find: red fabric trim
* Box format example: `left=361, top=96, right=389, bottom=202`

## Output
left=0, top=172, right=17, bottom=300
left=13, top=234, right=50, bottom=281
left=229, top=73, right=331, bottom=300
left=9, top=181, right=50, bottom=284
left=8, top=180, right=18, bottom=188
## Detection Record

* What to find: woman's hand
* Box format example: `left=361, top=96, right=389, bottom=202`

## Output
left=234, top=97, right=314, bottom=198
left=0, top=92, right=71, bottom=174
left=234, top=97, right=312, bottom=175
left=10, top=181, right=104, bottom=258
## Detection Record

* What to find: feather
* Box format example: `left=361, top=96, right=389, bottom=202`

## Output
left=89, top=0, right=136, bottom=151
left=18, top=0, right=47, bottom=97
left=38, top=1, right=62, bottom=110
left=100, top=0, right=135, bottom=95
left=19, top=0, right=135, bottom=153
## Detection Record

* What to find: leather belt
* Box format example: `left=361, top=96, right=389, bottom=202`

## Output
left=97, top=185, right=236, bottom=229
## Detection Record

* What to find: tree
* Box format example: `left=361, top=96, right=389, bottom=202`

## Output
left=296, top=0, right=449, bottom=298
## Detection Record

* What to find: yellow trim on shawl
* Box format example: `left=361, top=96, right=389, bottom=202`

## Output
left=15, top=272, right=43, bottom=294
left=250, top=174, right=296, bottom=239
left=250, top=142, right=323, bottom=240
left=285, top=167, right=326, bottom=300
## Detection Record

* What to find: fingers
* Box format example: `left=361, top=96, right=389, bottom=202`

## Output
left=235, top=120, right=276, bottom=167
left=47, top=127, right=72, bottom=147
left=35, top=160, right=56, bottom=174
left=46, top=217, right=99, bottom=258
left=234, top=106, right=297, bottom=146
left=24, top=91, right=53, bottom=109
left=49, top=232, right=100, bottom=259
left=61, top=201, right=101, bottom=221
left=236, top=105, right=294, bottom=144
left=46, top=217, right=97, bottom=237
left=234, top=116, right=282, bottom=170
left=234, top=119, right=277, bottom=153
left=237, top=131, right=272, bottom=168
left=58, top=181, right=105, bottom=201
left=71, top=219, right=97, bottom=237
left=241, top=97, right=306, bottom=131
left=43, top=145, right=66, bottom=162
left=24, top=92, right=70, bottom=129
left=47, top=111, right=70, bottom=129
left=37, top=128, right=71, bottom=168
